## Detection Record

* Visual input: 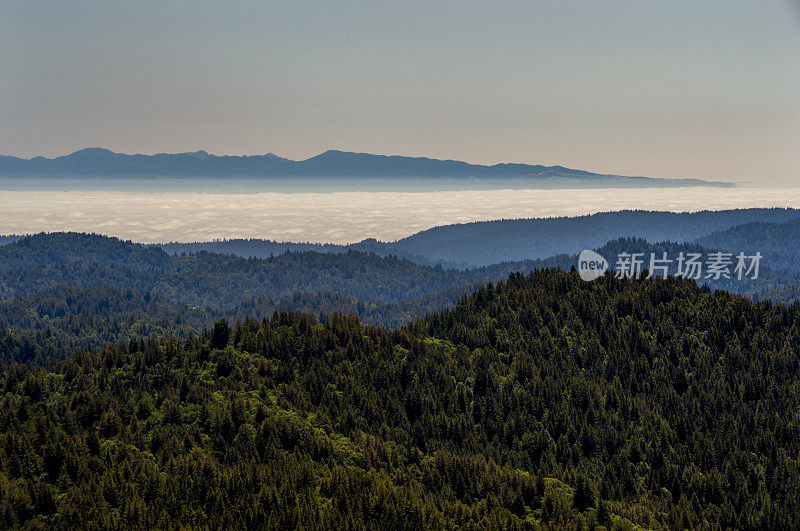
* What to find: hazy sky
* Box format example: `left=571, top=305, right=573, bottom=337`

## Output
left=2, top=1, right=800, bottom=183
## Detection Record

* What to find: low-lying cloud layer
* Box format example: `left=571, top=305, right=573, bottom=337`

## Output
left=2, top=186, right=800, bottom=244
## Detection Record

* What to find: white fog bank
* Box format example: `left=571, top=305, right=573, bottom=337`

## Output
left=2, top=186, right=800, bottom=244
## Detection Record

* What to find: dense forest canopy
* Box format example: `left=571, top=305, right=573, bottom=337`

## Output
left=3, top=269, right=800, bottom=528
left=3, top=230, right=800, bottom=370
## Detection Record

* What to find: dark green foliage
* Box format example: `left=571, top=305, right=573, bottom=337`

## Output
left=3, top=269, right=800, bottom=528
left=0, top=282, right=480, bottom=367
left=0, top=285, right=207, bottom=366
left=573, top=476, right=595, bottom=512
left=211, top=319, right=231, bottom=349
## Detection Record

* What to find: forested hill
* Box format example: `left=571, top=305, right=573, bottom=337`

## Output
left=3, top=269, right=800, bottom=528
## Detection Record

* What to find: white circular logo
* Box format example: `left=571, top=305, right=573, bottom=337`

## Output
left=577, top=250, right=608, bottom=281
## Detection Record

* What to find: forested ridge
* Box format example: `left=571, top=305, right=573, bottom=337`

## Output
left=694, top=219, right=800, bottom=272
left=3, top=269, right=800, bottom=528
left=0, top=233, right=473, bottom=308
left=0, top=232, right=549, bottom=310
left=159, top=237, right=434, bottom=267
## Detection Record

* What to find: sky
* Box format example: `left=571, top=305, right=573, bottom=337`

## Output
left=2, top=0, right=800, bottom=183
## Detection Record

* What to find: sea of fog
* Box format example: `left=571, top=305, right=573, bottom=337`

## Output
left=1, top=181, right=800, bottom=244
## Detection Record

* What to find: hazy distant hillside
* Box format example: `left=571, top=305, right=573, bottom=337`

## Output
left=475, top=236, right=800, bottom=304
left=0, top=235, right=23, bottom=246
left=154, top=208, right=800, bottom=269
left=0, top=232, right=555, bottom=315
left=694, top=218, right=800, bottom=271
left=0, top=148, right=731, bottom=187
left=391, top=208, right=800, bottom=267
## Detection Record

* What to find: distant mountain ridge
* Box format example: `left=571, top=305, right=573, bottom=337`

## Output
left=0, top=147, right=732, bottom=186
